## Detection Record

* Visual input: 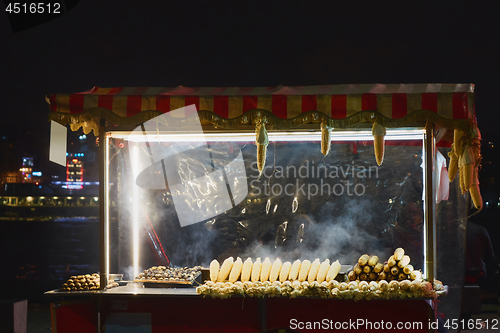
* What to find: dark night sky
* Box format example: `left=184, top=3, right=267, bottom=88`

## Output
left=1, top=1, right=500, bottom=140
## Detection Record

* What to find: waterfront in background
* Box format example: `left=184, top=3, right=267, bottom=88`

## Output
left=0, top=217, right=99, bottom=302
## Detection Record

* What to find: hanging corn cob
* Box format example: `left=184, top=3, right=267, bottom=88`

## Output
left=453, top=127, right=483, bottom=210
left=255, top=118, right=269, bottom=175
left=372, top=122, right=386, bottom=166
left=321, top=121, right=332, bottom=156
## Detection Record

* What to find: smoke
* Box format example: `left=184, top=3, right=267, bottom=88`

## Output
left=112, top=138, right=424, bottom=271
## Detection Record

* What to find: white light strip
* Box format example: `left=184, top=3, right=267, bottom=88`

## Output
left=105, top=134, right=110, bottom=276
left=132, top=144, right=140, bottom=279
left=114, top=129, right=425, bottom=142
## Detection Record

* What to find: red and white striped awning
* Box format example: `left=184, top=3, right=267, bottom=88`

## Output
left=48, top=84, right=474, bottom=120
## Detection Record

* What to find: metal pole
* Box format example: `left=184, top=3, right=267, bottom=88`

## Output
left=424, top=123, right=435, bottom=283
left=99, top=119, right=108, bottom=290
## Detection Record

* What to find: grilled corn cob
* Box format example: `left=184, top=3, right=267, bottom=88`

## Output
left=279, top=261, right=292, bottom=282
left=398, top=273, right=408, bottom=281
left=378, top=271, right=387, bottom=281
left=410, top=270, right=422, bottom=281
left=397, top=255, right=411, bottom=268
left=316, top=259, right=330, bottom=283
left=394, top=248, right=404, bottom=261
left=373, top=263, right=384, bottom=273
left=229, top=257, right=243, bottom=283
left=363, top=265, right=371, bottom=274
left=388, top=256, right=396, bottom=267
left=308, top=259, right=321, bottom=283
left=269, top=258, right=282, bottom=282
left=390, top=266, right=399, bottom=276
left=368, top=255, right=379, bottom=266
left=403, top=265, right=413, bottom=275
left=383, top=264, right=391, bottom=273
left=358, top=254, right=370, bottom=266
left=369, top=272, right=378, bottom=281
left=217, top=257, right=234, bottom=282
left=260, top=258, right=272, bottom=282
left=251, top=258, right=262, bottom=282
left=210, top=259, right=219, bottom=282
left=348, top=271, right=357, bottom=281
left=288, top=259, right=301, bottom=281
left=354, top=264, right=362, bottom=275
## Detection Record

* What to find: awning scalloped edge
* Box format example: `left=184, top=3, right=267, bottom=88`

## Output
left=48, top=108, right=474, bottom=137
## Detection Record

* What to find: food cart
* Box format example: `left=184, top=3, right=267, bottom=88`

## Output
left=45, top=84, right=480, bottom=332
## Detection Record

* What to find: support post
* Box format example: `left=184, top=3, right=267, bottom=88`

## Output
left=99, top=119, right=108, bottom=290
left=424, top=123, right=435, bottom=283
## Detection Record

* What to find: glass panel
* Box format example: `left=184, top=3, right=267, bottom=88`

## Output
left=107, top=131, right=432, bottom=281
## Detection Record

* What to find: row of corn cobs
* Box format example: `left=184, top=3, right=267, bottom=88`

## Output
left=209, top=257, right=341, bottom=284
left=348, top=248, right=422, bottom=282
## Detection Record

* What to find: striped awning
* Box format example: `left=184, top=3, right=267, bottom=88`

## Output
left=47, top=84, right=475, bottom=135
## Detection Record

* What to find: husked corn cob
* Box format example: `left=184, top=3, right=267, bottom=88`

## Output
left=229, top=257, right=243, bottom=283
left=390, top=266, right=399, bottom=276
left=354, top=264, right=362, bottom=275
left=251, top=258, right=262, bottom=282
left=378, top=280, right=389, bottom=291
left=389, top=280, right=399, bottom=291
left=298, top=260, right=312, bottom=282
left=217, top=257, right=234, bottom=282
left=368, top=256, right=379, bottom=266
left=260, top=258, right=272, bottom=282
left=358, top=254, right=370, bottom=266
left=448, top=146, right=459, bottom=182
left=394, top=248, right=405, bottom=261
left=388, top=256, right=396, bottom=267
left=403, top=265, right=413, bottom=275
left=316, top=259, right=330, bottom=283
left=288, top=260, right=301, bottom=281
left=383, top=264, right=391, bottom=273
left=373, top=263, right=384, bottom=273
left=462, top=164, right=473, bottom=192
left=409, top=279, right=421, bottom=292
left=348, top=281, right=358, bottom=290
left=397, top=255, right=411, bottom=268
left=279, top=261, right=292, bottom=282
left=363, top=265, right=371, bottom=274
left=398, top=273, right=408, bottom=281
left=321, top=122, right=332, bottom=156
left=359, top=281, right=369, bottom=291
left=399, top=280, right=411, bottom=291
left=378, top=271, right=387, bottom=280
left=372, top=122, right=386, bottom=166
left=255, top=119, right=269, bottom=175
left=307, top=259, right=321, bottom=283
left=210, top=259, right=219, bottom=282
left=269, top=258, right=282, bottom=282
left=326, top=260, right=341, bottom=282
left=470, top=184, right=483, bottom=210
left=241, top=258, right=253, bottom=282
